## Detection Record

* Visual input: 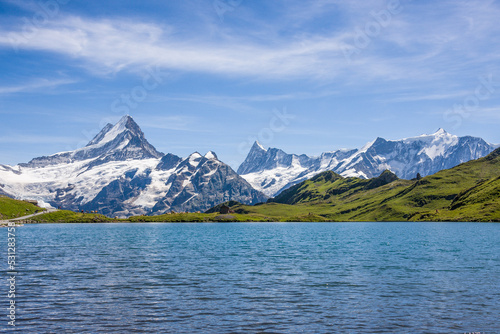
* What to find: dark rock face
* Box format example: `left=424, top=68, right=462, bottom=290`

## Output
left=364, top=170, right=399, bottom=190
left=81, top=169, right=153, bottom=217
left=53, top=184, right=83, bottom=212
left=156, top=153, right=183, bottom=170
left=19, top=153, right=74, bottom=168
left=152, top=154, right=268, bottom=214
left=237, top=141, right=268, bottom=175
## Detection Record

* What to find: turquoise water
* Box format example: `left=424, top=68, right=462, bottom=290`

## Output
left=3, top=222, right=500, bottom=333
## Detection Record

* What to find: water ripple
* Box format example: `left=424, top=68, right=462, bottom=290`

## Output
left=1, top=222, right=499, bottom=333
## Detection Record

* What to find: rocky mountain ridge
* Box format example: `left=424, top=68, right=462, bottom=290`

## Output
left=238, top=129, right=496, bottom=197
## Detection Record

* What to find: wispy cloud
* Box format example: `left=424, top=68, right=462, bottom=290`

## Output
left=379, top=91, right=471, bottom=103
left=0, top=78, right=77, bottom=95
left=0, top=15, right=351, bottom=79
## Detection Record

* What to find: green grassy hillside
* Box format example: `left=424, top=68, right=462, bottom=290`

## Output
left=270, top=169, right=402, bottom=205
left=127, top=212, right=274, bottom=222
left=0, top=196, right=45, bottom=220
left=29, top=210, right=112, bottom=223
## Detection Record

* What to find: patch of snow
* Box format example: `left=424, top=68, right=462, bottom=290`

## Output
left=204, top=151, right=218, bottom=160
left=358, top=139, right=376, bottom=154
left=37, top=200, right=54, bottom=209
left=241, top=164, right=309, bottom=197
left=341, top=169, right=367, bottom=179
left=130, top=169, right=174, bottom=208
left=188, top=153, right=202, bottom=166
left=202, top=167, right=218, bottom=178
left=184, top=193, right=198, bottom=204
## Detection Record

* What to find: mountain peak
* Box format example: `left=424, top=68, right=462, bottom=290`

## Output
left=87, top=115, right=141, bottom=147
left=433, top=128, right=448, bottom=136
left=189, top=152, right=203, bottom=159
left=204, top=151, right=218, bottom=160
left=73, top=115, right=163, bottom=165
left=18, top=115, right=163, bottom=168
left=255, top=141, right=266, bottom=151
left=402, top=128, right=456, bottom=143
left=252, top=141, right=266, bottom=152
left=237, top=141, right=270, bottom=175
left=156, top=153, right=182, bottom=171
left=118, top=114, right=133, bottom=124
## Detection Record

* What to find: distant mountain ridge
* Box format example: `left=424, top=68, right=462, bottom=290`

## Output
left=238, top=129, right=496, bottom=197
left=0, top=116, right=267, bottom=217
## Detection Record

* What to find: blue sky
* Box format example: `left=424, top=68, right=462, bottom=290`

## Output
left=1, top=0, right=499, bottom=168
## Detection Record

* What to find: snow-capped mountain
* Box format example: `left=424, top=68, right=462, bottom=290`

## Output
left=238, top=129, right=496, bottom=197
left=0, top=116, right=267, bottom=217
left=21, top=115, right=163, bottom=168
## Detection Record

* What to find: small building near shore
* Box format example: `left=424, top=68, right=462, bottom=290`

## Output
left=219, top=205, right=231, bottom=214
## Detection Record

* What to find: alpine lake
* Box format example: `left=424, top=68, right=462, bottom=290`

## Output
left=2, top=222, right=499, bottom=333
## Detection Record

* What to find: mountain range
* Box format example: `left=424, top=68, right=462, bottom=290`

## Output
left=0, top=116, right=266, bottom=217
left=238, top=129, right=497, bottom=197
left=10, top=147, right=500, bottom=223
left=0, top=116, right=496, bottom=217
left=224, top=147, right=500, bottom=222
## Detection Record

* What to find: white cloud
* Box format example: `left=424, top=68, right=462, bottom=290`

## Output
left=0, top=16, right=352, bottom=79
left=0, top=1, right=499, bottom=86
left=2, top=14, right=428, bottom=83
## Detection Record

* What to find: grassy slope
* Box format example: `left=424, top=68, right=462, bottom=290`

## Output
left=128, top=212, right=275, bottom=222
left=411, top=175, right=500, bottom=222
left=30, top=210, right=276, bottom=223
left=0, top=196, right=45, bottom=219
left=29, top=210, right=113, bottom=223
